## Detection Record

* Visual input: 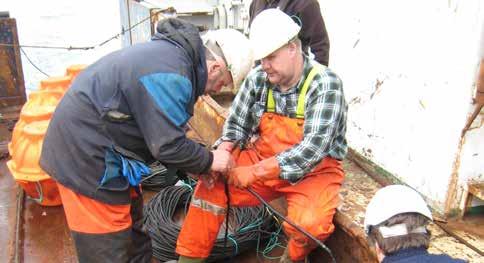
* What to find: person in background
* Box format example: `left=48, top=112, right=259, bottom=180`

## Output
left=39, top=18, right=253, bottom=263
left=249, top=0, right=331, bottom=66
left=364, top=185, right=466, bottom=263
left=176, top=9, right=347, bottom=263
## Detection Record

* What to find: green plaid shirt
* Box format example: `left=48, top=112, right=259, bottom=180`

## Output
left=218, top=56, right=347, bottom=182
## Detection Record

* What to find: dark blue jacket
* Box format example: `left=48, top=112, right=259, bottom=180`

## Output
left=383, top=248, right=467, bottom=263
left=40, top=19, right=212, bottom=204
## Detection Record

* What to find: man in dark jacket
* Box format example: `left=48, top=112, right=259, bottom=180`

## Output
left=365, top=185, right=466, bottom=263
left=39, top=18, right=253, bottom=263
left=249, top=0, right=330, bottom=66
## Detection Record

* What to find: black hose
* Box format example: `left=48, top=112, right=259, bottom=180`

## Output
left=223, top=178, right=230, bottom=252
left=247, top=187, right=337, bottom=263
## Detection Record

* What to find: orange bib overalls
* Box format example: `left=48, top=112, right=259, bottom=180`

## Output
left=177, top=66, right=345, bottom=261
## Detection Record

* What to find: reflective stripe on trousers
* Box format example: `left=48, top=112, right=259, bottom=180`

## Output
left=191, top=196, right=227, bottom=215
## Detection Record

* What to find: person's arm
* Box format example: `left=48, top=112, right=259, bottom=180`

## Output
left=123, top=72, right=214, bottom=174
left=276, top=70, right=346, bottom=182
left=248, top=0, right=266, bottom=27
left=248, top=0, right=256, bottom=26
left=216, top=74, right=258, bottom=147
left=299, top=1, right=330, bottom=66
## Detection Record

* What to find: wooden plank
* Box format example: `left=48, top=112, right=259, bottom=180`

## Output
left=468, top=183, right=484, bottom=201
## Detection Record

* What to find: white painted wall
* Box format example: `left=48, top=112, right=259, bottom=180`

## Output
left=319, top=0, right=484, bottom=213
left=458, top=112, right=484, bottom=207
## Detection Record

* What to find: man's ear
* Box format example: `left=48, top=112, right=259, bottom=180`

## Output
left=287, top=42, right=297, bottom=56
left=208, top=60, right=221, bottom=75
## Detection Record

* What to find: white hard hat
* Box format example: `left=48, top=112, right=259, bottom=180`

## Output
left=364, top=185, right=433, bottom=234
left=202, top=28, right=253, bottom=90
left=249, top=8, right=301, bottom=60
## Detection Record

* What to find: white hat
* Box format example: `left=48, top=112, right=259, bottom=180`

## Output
left=202, top=29, right=253, bottom=90
left=364, top=185, right=433, bottom=234
left=249, top=8, right=301, bottom=60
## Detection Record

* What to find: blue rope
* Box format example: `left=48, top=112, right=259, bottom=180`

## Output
left=238, top=217, right=263, bottom=233
left=262, top=225, right=286, bottom=259
left=228, top=235, right=239, bottom=255
left=179, top=181, right=193, bottom=192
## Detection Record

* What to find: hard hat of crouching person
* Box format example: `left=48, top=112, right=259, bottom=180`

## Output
left=365, top=185, right=462, bottom=262
left=249, top=8, right=301, bottom=60
left=202, top=28, right=254, bottom=91
left=364, top=185, right=433, bottom=235
left=364, top=185, right=466, bottom=262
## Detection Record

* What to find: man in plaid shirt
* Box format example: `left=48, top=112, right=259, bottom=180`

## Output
left=217, top=43, right=347, bottom=183
left=176, top=9, right=347, bottom=263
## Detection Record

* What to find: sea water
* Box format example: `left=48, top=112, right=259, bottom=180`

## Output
left=1, top=0, right=121, bottom=92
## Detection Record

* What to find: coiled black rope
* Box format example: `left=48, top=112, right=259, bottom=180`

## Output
left=143, top=185, right=275, bottom=262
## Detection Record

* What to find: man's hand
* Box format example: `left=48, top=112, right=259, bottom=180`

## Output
left=210, top=149, right=235, bottom=174
left=217, top=141, right=235, bottom=152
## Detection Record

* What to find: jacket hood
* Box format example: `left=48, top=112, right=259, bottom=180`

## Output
left=153, top=18, right=207, bottom=115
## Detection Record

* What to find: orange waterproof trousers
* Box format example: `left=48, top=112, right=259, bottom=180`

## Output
left=57, top=183, right=152, bottom=263
left=176, top=113, right=345, bottom=261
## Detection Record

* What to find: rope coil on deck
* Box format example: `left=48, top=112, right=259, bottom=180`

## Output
left=143, top=185, right=276, bottom=262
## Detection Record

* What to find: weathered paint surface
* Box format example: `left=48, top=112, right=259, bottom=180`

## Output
left=457, top=121, right=484, bottom=209
left=0, top=17, right=26, bottom=108
left=320, top=0, right=484, bottom=213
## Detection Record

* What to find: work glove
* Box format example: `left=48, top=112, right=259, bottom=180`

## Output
left=228, top=157, right=280, bottom=188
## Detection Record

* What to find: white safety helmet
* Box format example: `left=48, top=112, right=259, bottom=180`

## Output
left=364, top=185, right=433, bottom=234
left=202, top=28, right=254, bottom=90
left=249, top=8, right=301, bottom=60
